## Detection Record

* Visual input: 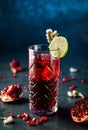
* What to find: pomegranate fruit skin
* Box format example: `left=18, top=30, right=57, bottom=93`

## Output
left=70, top=99, right=88, bottom=123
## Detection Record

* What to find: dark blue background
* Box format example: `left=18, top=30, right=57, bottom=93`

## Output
left=0, top=0, right=88, bottom=64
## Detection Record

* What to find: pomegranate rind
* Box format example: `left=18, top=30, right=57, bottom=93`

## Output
left=71, top=111, right=88, bottom=123
left=0, top=85, right=24, bottom=102
left=10, top=66, right=23, bottom=73
left=71, top=100, right=88, bottom=123
left=10, top=59, right=23, bottom=73
left=0, top=92, right=24, bottom=102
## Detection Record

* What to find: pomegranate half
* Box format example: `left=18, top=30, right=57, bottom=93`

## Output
left=10, top=59, right=23, bottom=73
left=71, top=99, right=88, bottom=123
left=0, top=84, right=24, bottom=102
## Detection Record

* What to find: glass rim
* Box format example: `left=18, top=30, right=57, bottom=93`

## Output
left=28, top=44, right=49, bottom=52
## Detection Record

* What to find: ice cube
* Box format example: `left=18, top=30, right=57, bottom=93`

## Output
left=42, top=66, right=53, bottom=81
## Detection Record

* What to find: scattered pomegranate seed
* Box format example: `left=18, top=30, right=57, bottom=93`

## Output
left=40, top=116, right=48, bottom=122
left=71, top=76, right=75, bottom=80
left=17, top=112, right=48, bottom=126
left=23, top=117, right=29, bottom=121
left=62, top=77, right=69, bottom=82
left=17, top=112, right=30, bottom=121
left=26, top=121, right=35, bottom=126
left=81, top=79, right=86, bottom=83
left=23, top=112, right=29, bottom=118
left=69, top=84, right=76, bottom=90
left=9, top=113, right=15, bottom=118
left=17, top=114, right=24, bottom=119
left=36, top=119, right=41, bottom=125
left=32, top=117, right=37, bottom=123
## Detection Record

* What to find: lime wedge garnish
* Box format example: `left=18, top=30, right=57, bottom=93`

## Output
left=49, top=36, right=68, bottom=58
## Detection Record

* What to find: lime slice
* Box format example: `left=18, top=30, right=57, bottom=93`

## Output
left=49, top=36, right=68, bottom=58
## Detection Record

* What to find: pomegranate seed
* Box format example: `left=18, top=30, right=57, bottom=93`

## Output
left=6, top=85, right=16, bottom=95
left=9, top=113, right=15, bottom=118
left=32, top=117, right=37, bottom=122
left=81, top=79, right=86, bottom=83
left=62, top=77, right=69, bottom=82
left=26, top=121, right=35, bottom=126
left=69, top=84, right=76, bottom=90
left=2, top=86, right=8, bottom=93
left=36, top=119, right=41, bottom=125
left=71, top=76, right=75, bottom=80
left=23, top=112, right=29, bottom=118
left=17, top=114, right=24, bottom=119
left=42, top=116, right=48, bottom=121
left=23, top=117, right=29, bottom=121
left=39, top=116, right=48, bottom=123
left=17, top=113, right=48, bottom=126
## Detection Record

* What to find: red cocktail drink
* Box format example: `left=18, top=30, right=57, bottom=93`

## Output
left=28, top=44, right=60, bottom=115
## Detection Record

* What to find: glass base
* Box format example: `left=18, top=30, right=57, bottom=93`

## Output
left=30, top=106, right=58, bottom=115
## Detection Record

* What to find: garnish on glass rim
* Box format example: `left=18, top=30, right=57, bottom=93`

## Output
left=46, top=29, right=68, bottom=58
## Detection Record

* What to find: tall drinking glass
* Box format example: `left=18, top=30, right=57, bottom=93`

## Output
left=28, top=44, right=60, bottom=115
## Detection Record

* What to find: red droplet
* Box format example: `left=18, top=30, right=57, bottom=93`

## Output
left=69, top=84, right=76, bottom=90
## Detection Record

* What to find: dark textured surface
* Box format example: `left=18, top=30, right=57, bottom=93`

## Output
left=0, top=53, right=88, bottom=130
left=0, top=0, right=88, bottom=129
